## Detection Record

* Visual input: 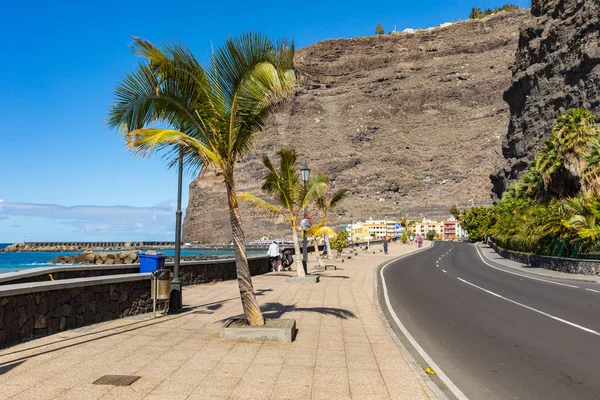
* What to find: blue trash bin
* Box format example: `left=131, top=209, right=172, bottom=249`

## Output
left=139, top=253, right=167, bottom=273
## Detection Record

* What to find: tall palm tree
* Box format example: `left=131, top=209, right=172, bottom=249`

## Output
left=553, top=108, right=599, bottom=178
left=315, top=188, right=349, bottom=258
left=536, top=133, right=564, bottom=190
left=238, top=148, right=328, bottom=277
left=108, top=33, right=296, bottom=327
left=582, top=137, right=600, bottom=196
left=307, top=222, right=336, bottom=267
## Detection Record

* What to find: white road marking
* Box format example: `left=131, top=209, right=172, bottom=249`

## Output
left=457, top=277, right=600, bottom=337
left=474, top=246, right=579, bottom=289
left=442, top=269, right=447, bottom=273
left=381, top=259, right=469, bottom=400
left=585, top=288, right=600, bottom=293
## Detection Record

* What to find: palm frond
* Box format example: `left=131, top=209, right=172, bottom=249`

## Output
left=299, top=173, right=329, bottom=211
left=329, top=188, right=350, bottom=209
left=313, top=226, right=336, bottom=238
left=237, top=192, right=287, bottom=220
left=125, top=128, right=219, bottom=167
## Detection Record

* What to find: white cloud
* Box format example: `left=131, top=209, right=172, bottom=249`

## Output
left=0, top=200, right=178, bottom=240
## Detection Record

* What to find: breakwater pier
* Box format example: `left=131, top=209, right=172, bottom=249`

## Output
left=1, top=241, right=175, bottom=252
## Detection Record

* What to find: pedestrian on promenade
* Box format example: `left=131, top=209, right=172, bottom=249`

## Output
left=409, top=235, right=413, bottom=244
left=383, top=236, right=389, bottom=254
left=417, top=234, right=423, bottom=248
left=267, top=241, right=281, bottom=271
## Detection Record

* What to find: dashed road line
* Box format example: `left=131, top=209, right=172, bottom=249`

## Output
left=442, top=269, right=447, bottom=273
left=585, top=288, right=600, bottom=293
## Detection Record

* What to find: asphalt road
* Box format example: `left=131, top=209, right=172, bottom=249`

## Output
left=382, top=242, right=600, bottom=400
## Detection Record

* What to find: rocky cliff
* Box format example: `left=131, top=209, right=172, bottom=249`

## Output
left=491, top=0, right=600, bottom=198
left=184, top=10, right=528, bottom=243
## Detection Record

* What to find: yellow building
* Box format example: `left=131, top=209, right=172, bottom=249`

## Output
left=346, top=222, right=371, bottom=243
left=410, top=218, right=443, bottom=239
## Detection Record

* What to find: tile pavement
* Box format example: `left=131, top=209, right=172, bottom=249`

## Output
left=0, top=241, right=437, bottom=400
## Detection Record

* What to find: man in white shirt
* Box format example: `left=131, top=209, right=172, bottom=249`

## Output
left=267, top=241, right=281, bottom=271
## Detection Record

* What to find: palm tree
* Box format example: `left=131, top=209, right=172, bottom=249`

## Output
left=553, top=108, right=599, bottom=178
left=307, top=222, right=336, bottom=267
left=582, top=137, right=600, bottom=196
left=315, top=188, right=349, bottom=258
left=536, top=133, right=564, bottom=191
left=238, top=147, right=328, bottom=277
left=108, top=33, right=296, bottom=327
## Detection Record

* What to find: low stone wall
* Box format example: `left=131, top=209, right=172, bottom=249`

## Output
left=0, top=275, right=151, bottom=348
left=0, top=255, right=277, bottom=348
left=530, top=255, right=600, bottom=276
left=0, top=266, right=139, bottom=286
left=165, top=256, right=271, bottom=286
left=488, top=241, right=600, bottom=276
left=488, top=241, right=531, bottom=265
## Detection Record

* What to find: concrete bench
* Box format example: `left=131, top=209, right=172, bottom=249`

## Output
left=313, top=264, right=337, bottom=271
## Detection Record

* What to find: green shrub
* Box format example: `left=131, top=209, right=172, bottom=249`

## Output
left=331, top=229, right=349, bottom=255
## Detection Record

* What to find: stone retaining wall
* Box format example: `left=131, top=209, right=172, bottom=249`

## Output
left=488, top=241, right=600, bottom=276
left=165, top=256, right=271, bottom=286
left=0, top=276, right=151, bottom=348
left=529, top=255, right=600, bottom=276
left=0, top=267, right=140, bottom=286
left=0, top=255, right=275, bottom=348
left=488, top=241, right=531, bottom=265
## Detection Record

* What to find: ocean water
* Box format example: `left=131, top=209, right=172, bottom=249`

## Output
left=0, top=248, right=245, bottom=274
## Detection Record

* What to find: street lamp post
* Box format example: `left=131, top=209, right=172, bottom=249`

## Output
left=300, top=163, right=310, bottom=276
left=350, top=215, right=354, bottom=249
left=169, top=148, right=183, bottom=313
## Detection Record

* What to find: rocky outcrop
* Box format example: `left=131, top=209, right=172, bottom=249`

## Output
left=491, top=0, right=600, bottom=198
left=184, top=10, right=527, bottom=243
left=50, top=251, right=139, bottom=265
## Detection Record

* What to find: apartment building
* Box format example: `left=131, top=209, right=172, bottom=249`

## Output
left=346, top=219, right=403, bottom=241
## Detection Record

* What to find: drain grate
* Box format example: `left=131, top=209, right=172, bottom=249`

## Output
left=93, top=375, right=140, bottom=386
left=192, top=310, right=214, bottom=315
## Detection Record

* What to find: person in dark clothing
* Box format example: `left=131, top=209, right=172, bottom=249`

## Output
left=383, top=236, right=389, bottom=254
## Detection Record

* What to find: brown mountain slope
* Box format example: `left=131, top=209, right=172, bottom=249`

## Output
left=183, top=10, right=527, bottom=243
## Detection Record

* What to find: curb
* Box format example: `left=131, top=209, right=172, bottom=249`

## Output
left=477, top=244, right=600, bottom=283
left=372, top=243, right=453, bottom=400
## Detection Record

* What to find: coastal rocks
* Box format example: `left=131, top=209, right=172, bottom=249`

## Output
left=50, top=251, right=140, bottom=265
left=0, top=242, right=139, bottom=253
left=491, top=0, right=600, bottom=198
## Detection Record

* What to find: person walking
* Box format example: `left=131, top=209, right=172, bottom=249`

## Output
left=383, top=236, right=389, bottom=254
left=417, top=234, right=423, bottom=248
left=267, top=241, right=281, bottom=271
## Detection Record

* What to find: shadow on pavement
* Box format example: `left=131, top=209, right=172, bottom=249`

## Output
left=222, top=302, right=357, bottom=321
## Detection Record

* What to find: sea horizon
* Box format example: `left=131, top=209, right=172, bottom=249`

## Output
left=0, top=248, right=264, bottom=274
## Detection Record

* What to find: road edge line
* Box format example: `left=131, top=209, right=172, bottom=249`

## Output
left=373, top=242, right=467, bottom=400
left=374, top=242, right=469, bottom=400
left=474, top=245, right=581, bottom=288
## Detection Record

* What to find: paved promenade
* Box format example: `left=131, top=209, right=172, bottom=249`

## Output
left=0, top=241, right=436, bottom=400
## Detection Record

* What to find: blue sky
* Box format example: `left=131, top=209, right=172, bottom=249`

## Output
left=0, top=0, right=529, bottom=242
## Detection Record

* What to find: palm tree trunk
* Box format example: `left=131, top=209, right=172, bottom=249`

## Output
left=291, top=228, right=306, bottom=277
left=313, top=236, right=325, bottom=267
left=224, top=171, right=264, bottom=327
